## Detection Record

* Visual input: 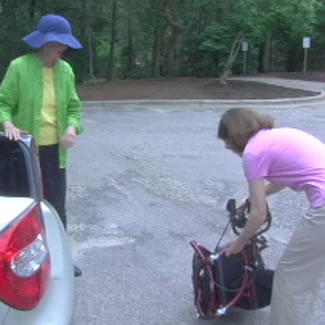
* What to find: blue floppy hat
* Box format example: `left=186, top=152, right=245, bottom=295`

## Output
left=22, top=14, right=82, bottom=50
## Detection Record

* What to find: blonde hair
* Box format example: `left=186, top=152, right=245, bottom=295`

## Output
left=218, top=108, right=274, bottom=153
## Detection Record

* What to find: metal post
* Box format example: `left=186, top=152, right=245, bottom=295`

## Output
left=303, top=48, right=308, bottom=73
left=302, top=37, right=311, bottom=73
left=243, top=51, right=247, bottom=74
left=242, top=41, right=248, bottom=75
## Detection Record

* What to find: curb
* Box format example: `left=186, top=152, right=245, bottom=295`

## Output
left=83, top=91, right=325, bottom=109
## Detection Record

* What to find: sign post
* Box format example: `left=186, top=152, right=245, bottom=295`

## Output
left=242, top=41, right=248, bottom=74
left=302, top=37, right=311, bottom=73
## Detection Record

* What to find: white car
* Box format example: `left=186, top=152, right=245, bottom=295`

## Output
left=0, top=133, right=75, bottom=324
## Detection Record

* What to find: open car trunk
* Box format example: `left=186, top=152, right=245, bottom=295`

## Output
left=0, top=133, right=42, bottom=201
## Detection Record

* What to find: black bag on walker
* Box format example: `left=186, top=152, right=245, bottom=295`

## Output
left=190, top=199, right=274, bottom=319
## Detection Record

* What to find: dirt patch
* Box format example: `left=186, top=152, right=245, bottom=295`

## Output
left=78, top=75, right=321, bottom=101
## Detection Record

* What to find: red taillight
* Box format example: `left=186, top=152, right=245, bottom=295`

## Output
left=0, top=203, right=50, bottom=310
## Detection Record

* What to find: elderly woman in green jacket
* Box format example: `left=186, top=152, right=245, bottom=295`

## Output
left=0, top=14, right=83, bottom=276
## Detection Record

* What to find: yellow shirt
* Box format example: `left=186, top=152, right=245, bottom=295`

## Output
left=39, top=67, right=58, bottom=145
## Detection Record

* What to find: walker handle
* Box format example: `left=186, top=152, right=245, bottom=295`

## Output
left=226, top=198, right=272, bottom=236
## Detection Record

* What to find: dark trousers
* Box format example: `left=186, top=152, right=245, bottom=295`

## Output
left=38, top=145, right=67, bottom=229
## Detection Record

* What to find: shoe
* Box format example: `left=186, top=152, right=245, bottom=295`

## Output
left=74, top=265, right=82, bottom=277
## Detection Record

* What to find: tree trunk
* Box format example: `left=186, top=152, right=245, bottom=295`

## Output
left=163, top=2, right=185, bottom=77
left=152, top=23, right=163, bottom=77
left=80, top=0, right=95, bottom=80
left=108, top=0, right=117, bottom=80
left=126, top=1, right=135, bottom=74
left=220, top=32, right=244, bottom=85
left=263, top=32, right=272, bottom=72
left=80, top=0, right=87, bottom=37
left=87, top=25, right=95, bottom=80
left=3, top=0, right=18, bottom=58
left=29, top=0, right=36, bottom=20
left=258, top=44, right=264, bottom=73
left=167, top=27, right=182, bottom=77
left=286, top=43, right=299, bottom=72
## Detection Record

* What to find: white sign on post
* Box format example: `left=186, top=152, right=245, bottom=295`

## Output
left=303, top=37, right=311, bottom=49
left=242, top=41, right=249, bottom=52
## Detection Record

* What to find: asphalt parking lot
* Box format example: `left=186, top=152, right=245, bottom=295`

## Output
left=68, top=102, right=325, bottom=325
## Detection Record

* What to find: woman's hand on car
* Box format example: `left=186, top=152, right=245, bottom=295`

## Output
left=3, top=121, right=25, bottom=141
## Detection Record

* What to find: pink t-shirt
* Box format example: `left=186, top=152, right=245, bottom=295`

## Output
left=243, top=128, right=325, bottom=208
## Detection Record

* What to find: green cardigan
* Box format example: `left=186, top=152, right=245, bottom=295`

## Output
left=0, top=53, right=83, bottom=168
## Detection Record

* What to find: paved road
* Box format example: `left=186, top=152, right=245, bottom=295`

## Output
left=68, top=100, right=325, bottom=325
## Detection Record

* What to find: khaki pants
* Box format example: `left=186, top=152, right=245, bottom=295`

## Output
left=269, top=206, right=325, bottom=325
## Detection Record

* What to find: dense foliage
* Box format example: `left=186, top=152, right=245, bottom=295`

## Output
left=0, top=0, right=324, bottom=82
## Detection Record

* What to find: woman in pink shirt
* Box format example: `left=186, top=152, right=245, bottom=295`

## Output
left=218, top=108, right=325, bottom=325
